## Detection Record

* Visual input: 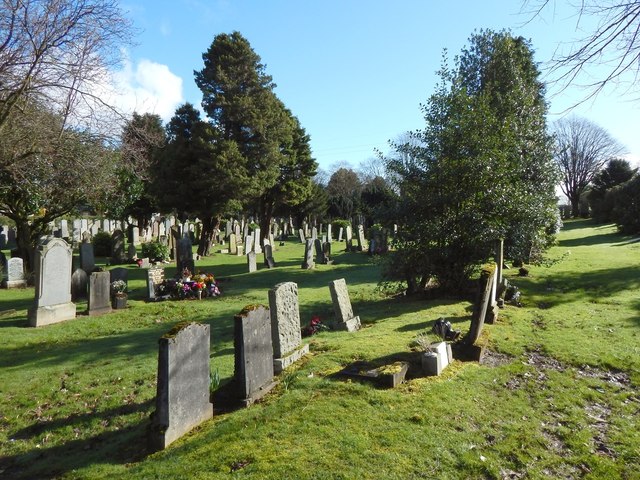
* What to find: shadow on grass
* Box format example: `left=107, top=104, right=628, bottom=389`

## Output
left=1, top=401, right=153, bottom=480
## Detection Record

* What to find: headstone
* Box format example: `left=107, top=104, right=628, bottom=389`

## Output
left=338, top=227, right=344, bottom=242
left=169, top=225, right=180, bottom=260
left=311, top=227, right=318, bottom=242
left=109, top=267, right=128, bottom=289
left=345, top=225, right=353, bottom=251
left=314, top=238, right=324, bottom=262
left=60, top=220, right=69, bottom=239
left=28, top=238, right=75, bottom=327
left=327, top=224, right=333, bottom=243
left=298, top=228, right=305, bottom=244
left=146, top=266, right=165, bottom=302
left=150, top=322, right=214, bottom=450
left=225, top=220, right=232, bottom=239
left=71, top=268, right=88, bottom=301
left=87, top=271, right=112, bottom=316
left=127, top=244, right=137, bottom=261
left=90, top=222, right=99, bottom=237
left=328, top=278, right=361, bottom=332
left=301, top=239, right=315, bottom=269
left=81, top=231, right=91, bottom=243
left=247, top=251, right=257, bottom=273
left=264, top=244, right=275, bottom=268
left=253, top=228, right=262, bottom=254
left=234, top=306, right=277, bottom=406
left=79, top=243, right=95, bottom=274
left=103, top=219, right=110, bottom=233
left=5, top=257, right=26, bottom=288
left=356, top=224, right=366, bottom=252
left=228, top=233, right=237, bottom=255
left=139, top=257, right=150, bottom=269
left=7, top=227, right=16, bottom=248
left=131, top=226, right=140, bottom=246
left=176, top=234, right=195, bottom=275
left=111, top=229, right=125, bottom=264
left=0, top=226, right=6, bottom=249
left=244, top=234, right=253, bottom=254
left=268, top=282, right=308, bottom=373
left=495, top=239, right=504, bottom=287
left=322, top=242, right=333, bottom=265
left=0, top=251, right=6, bottom=283
left=80, top=219, right=88, bottom=234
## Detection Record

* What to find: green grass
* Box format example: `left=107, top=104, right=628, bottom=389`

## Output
left=1, top=220, right=639, bottom=479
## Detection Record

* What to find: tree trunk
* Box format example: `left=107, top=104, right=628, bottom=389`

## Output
left=197, top=215, right=219, bottom=257
left=570, top=193, right=581, bottom=218
left=15, top=219, right=36, bottom=272
left=259, top=200, right=275, bottom=248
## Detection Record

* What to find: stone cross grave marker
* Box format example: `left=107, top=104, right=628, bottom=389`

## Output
left=268, top=282, right=308, bottom=373
left=28, top=238, right=75, bottom=327
left=234, top=305, right=277, bottom=406
left=6, top=257, right=26, bottom=288
left=87, top=271, right=112, bottom=316
left=150, top=322, right=214, bottom=450
left=301, top=239, right=315, bottom=269
left=328, top=278, right=361, bottom=332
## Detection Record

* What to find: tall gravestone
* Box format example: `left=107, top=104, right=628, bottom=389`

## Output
left=111, top=229, right=125, bottom=264
left=79, top=243, right=95, bottom=274
left=87, top=271, right=112, bottom=316
left=345, top=225, right=353, bottom=251
left=28, top=238, right=76, bottom=327
left=146, top=266, right=165, bottom=302
left=338, top=227, right=344, bottom=242
left=356, top=225, right=366, bottom=252
left=253, top=228, right=262, bottom=254
left=244, top=235, right=253, bottom=255
left=6, top=257, right=26, bottom=288
left=328, top=278, right=361, bottom=332
left=298, top=228, right=305, bottom=244
left=264, top=244, right=275, bottom=268
left=327, top=224, right=333, bottom=243
left=150, top=322, right=214, bottom=450
left=60, top=220, right=69, bottom=239
left=234, top=306, right=277, bottom=406
left=176, top=234, right=195, bottom=274
left=247, top=251, right=257, bottom=273
left=268, top=282, right=308, bottom=373
left=71, top=268, right=88, bottom=301
left=229, top=233, right=237, bottom=255
left=301, top=239, right=315, bottom=269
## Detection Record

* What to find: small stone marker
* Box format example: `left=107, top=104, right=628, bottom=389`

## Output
left=247, top=251, right=257, bottom=273
left=6, top=257, right=26, bottom=288
left=146, top=266, right=165, bottom=302
left=301, top=239, right=315, bottom=269
left=150, top=322, right=214, bottom=450
left=328, top=278, right=361, bottom=332
left=234, top=305, right=277, bottom=406
left=263, top=244, right=275, bottom=268
left=422, top=342, right=452, bottom=376
left=79, top=243, right=95, bottom=274
left=71, top=268, right=88, bottom=301
left=28, top=238, right=76, bottom=327
left=268, top=282, right=308, bottom=373
left=87, top=271, right=112, bottom=316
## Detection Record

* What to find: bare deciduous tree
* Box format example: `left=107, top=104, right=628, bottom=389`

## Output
left=553, top=116, right=625, bottom=217
left=523, top=1, right=640, bottom=103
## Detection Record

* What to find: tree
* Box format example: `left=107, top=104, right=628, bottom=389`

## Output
left=609, top=174, right=640, bottom=234
left=385, top=31, right=558, bottom=293
left=587, top=158, right=637, bottom=222
left=194, top=32, right=316, bottom=246
left=523, top=1, right=640, bottom=102
left=553, top=116, right=625, bottom=217
left=326, top=168, right=362, bottom=220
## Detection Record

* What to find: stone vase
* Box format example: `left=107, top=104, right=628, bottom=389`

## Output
left=112, top=294, right=127, bottom=309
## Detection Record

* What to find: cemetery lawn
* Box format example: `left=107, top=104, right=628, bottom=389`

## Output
left=1, top=219, right=639, bottom=480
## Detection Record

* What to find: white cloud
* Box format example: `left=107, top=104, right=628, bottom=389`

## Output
left=109, top=55, right=184, bottom=122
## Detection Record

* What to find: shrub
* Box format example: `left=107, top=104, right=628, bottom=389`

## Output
left=141, top=241, right=170, bottom=262
left=92, top=231, right=112, bottom=257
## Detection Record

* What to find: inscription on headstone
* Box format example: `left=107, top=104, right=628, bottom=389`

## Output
left=268, top=282, right=308, bottom=373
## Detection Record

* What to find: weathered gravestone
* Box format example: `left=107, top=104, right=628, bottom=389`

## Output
left=6, top=257, right=26, bottom=288
left=228, top=233, right=237, bottom=255
left=314, top=238, right=323, bottom=262
left=269, top=282, right=308, bottom=373
left=71, top=268, right=88, bottom=301
left=338, top=227, right=344, bottom=242
left=247, top=251, right=257, bottom=273
left=0, top=226, right=7, bottom=249
left=169, top=225, right=180, bottom=260
left=111, top=230, right=125, bottom=264
left=263, top=244, right=276, bottom=269
left=298, top=228, right=305, bottom=244
left=234, top=305, right=277, bottom=406
left=28, top=238, right=76, bottom=327
left=87, top=271, right=112, bottom=316
left=79, top=243, right=95, bottom=274
left=90, top=222, right=99, bottom=237
left=146, top=266, right=165, bottom=302
left=356, top=224, right=366, bottom=252
left=252, top=228, right=262, bottom=254
left=322, top=242, right=333, bottom=265
left=176, top=234, right=195, bottom=275
left=327, top=224, right=333, bottom=243
left=150, top=322, right=214, bottom=450
left=345, top=225, right=353, bottom=251
left=301, top=239, right=315, bottom=269
left=244, top=235, right=253, bottom=255
left=60, top=220, right=69, bottom=239
left=311, top=227, right=318, bottom=242
left=81, top=231, right=91, bottom=243
left=328, top=278, right=361, bottom=332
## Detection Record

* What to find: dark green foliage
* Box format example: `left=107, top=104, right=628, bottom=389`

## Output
left=587, top=158, right=637, bottom=222
left=360, top=176, right=398, bottom=227
left=327, top=168, right=362, bottom=219
left=140, top=240, right=170, bottom=262
left=385, top=31, right=558, bottom=292
left=609, top=174, right=640, bottom=234
left=92, top=231, right=112, bottom=257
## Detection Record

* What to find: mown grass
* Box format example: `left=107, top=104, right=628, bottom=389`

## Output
left=0, top=220, right=638, bottom=479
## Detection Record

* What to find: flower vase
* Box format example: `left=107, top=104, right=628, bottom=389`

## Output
left=112, top=294, right=127, bottom=309
left=197, top=290, right=202, bottom=300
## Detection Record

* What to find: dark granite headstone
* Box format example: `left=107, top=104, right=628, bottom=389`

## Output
left=109, top=267, right=128, bottom=289
left=110, top=229, right=125, bottom=264
left=263, top=244, right=275, bottom=268
left=150, top=322, right=213, bottom=450
left=79, top=243, right=95, bottom=274
left=71, top=268, right=88, bottom=301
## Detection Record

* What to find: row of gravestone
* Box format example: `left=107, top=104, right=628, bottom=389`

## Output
left=150, top=277, right=362, bottom=450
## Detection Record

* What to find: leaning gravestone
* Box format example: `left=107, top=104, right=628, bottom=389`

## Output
left=345, top=225, right=353, bottom=251
left=234, top=305, right=277, bottom=406
left=71, top=268, right=88, bottom=301
left=338, top=227, right=344, bottom=242
left=111, top=229, right=125, bottom=264
left=247, top=251, right=257, bottom=273
left=328, top=278, right=361, bottom=332
left=322, top=242, right=333, bottom=265
left=268, top=282, right=308, bottom=373
left=298, top=228, right=305, bottom=244
left=314, top=238, right=324, bottom=261
left=6, top=257, right=26, bottom=288
left=150, top=322, right=214, bottom=450
left=87, top=271, right=112, bottom=316
left=244, top=235, right=253, bottom=255
left=301, top=239, right=315, bottom=269
left=263, top=244, right=275, bottom=269
left=79, top=243, right=95, bottom=274
left=28, top=238, right=76, bottom=327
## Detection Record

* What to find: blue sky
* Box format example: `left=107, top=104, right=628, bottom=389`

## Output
left=115, top=0, right=640, bottom=173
